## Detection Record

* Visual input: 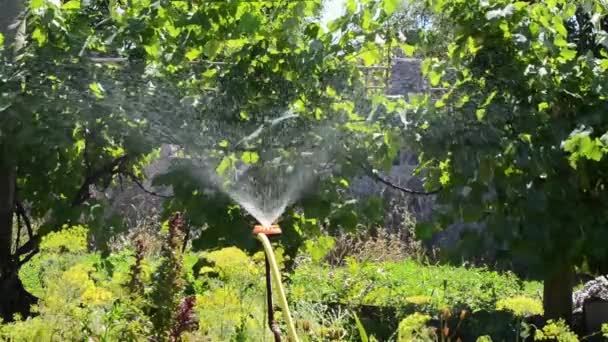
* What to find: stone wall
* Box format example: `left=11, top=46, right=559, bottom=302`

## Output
left=351, top=57, right=436, bottom=239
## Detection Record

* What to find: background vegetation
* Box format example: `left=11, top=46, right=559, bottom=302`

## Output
left=1, top=0, right=608, bottom=340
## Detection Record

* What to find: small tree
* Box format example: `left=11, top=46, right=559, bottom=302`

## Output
left=0, top=0, right=408, bottom=320
left=411, top=0, right=608, bottom=322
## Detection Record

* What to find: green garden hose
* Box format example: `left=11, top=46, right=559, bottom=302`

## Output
left=257, top=233, right=300, bottom=342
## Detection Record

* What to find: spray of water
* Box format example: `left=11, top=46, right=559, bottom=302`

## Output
left=39, top=62, right=341, bottom=226
left=183, top=114, right=337, bottom=226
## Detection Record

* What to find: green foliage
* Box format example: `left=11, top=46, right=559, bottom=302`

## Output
left=9, top=234, right=152, bottom=340
left=290, top=258, right=541, bottom=312
left=20, top=225, right=94, bottom=298
left=39, top=224, right=88, bottom=253
left=2, top=0, right=158, bottom=242
left=534, top=320, right=579, bottom=342
left=397, top=312, right=435, bottom=342
left=8, top=224, right=553, bottom=341
left=602, top=323, right=608, bottom=338
left=495, top=296, right=543, bottom=317
left=2, top=0, right=413, bottom=326
left=408, top=3, right=608, bottom=319
left=303, top=235, right=335, bottom=263
left=201, top=246, right=253, bottom=279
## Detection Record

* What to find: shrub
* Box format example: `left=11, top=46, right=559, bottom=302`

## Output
left=40, top=224, right=88, bottom=253
left=534, top=320, right=579, bottom=342
left=398, top=312, right=436, bottom=342
left=495, top=296, right=543, bottom=317
left=290, top=258, right=542, bottom=312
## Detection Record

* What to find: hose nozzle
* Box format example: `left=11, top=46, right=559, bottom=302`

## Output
left=253, top=224, right=282, bottom=236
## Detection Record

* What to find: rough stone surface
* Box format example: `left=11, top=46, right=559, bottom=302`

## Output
left=387, top=58, right=426, bottom=96
left=573, top=275, right=608, bottom=313
left=350, top=57, right=434, bottom=233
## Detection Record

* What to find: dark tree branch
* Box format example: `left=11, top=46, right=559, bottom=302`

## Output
left=15, top=211, right=21, bottom=254
left=182, top=219, right=190, bottom=253
left=15, top=236, right=38, bottom=258
left=359, top=162, right=441, bottom=196
left=122, top=172, right=173, bottom=199
left=18, top=248, right=38, bottom=266
left=14, top=200, right=33, bottom=240
left=71, top=154, right=130, bottom=207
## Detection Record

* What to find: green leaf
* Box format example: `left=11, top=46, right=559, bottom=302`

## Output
left=519, top=133, right=532, bottom=144
left=203, top=40, right=221, bottom=58
left=326, top=86, right=337, bottom=97
left=185, top=47, right=202, bottom=61
left=238, top=12, right=259, bottom=34
left=202, top=69, right=217, bottom=78
left=581, top=137, right=604, bottom=161
left=0, top=33, right=4, bottom=47
left=242, top=151, right=259, bottom=164
left=383, top=0, right=401, bottom=15
left=216, top=156, right=234, bottom=175
left=346, top=0, right=357, bottom=14
left=88, top=82, right=104, bottom=99
left=360, top=44, right=381, bottom=66
left=553, top=20, right=567, bottom=38
left=467, top=36, right=481, bottom=55
left=144, top=41, right=160, bottom=58
left=30, top=0, right=44, bottom=10
left=559, top=48, right=577, bottom=61
left=354, top=313, right=369, bottom=342
left=476, top=108, right=486, bottom=121
left=32, top=27, right=47, bottom=46
left=62, top=0, right=80, bottom=10
left=400, top=43, right=415, bottom=57
left=554, top=37, right=568, bottom=47
left=429, top=70, right=441, bottom=86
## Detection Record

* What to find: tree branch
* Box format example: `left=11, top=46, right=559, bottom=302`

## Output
left=122, top=172, right=173, bottom=199
left=71, top=155, right=130, bottom=207
left=15, top=210, right=21, bottom=254
left=359, top=162, right=440, bottom=196
left=15, top=236, right=38, bottom=258
left=15, top=200, right=33, bottom=240
left=18, top=248, right=38, bottom=266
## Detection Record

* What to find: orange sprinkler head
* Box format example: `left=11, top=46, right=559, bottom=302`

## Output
left=253, top=224, right=282, bottom=236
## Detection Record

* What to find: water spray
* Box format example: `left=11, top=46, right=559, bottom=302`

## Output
left=252, top=224, right=299, bottom=342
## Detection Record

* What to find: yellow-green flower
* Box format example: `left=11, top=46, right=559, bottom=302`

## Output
left=405, top=295, right=432, bottom=305
left=496, top=296, right=543, bottom=317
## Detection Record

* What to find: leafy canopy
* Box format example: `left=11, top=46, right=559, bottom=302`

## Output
left=411, top=0, right=608, bottom=275
left=1, top=0, right=413, bottom=254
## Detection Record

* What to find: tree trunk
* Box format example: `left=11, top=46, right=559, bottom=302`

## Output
left=0, top=168, right=14, bottom=268
left=543, top=263, right=574, bottom=324
left=0, top=0, right=36, bottom=321
left=0, top=167, right=35, bottom=320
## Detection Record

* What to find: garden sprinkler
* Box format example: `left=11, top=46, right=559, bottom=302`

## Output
left=253, top=224, right=299, bottom=342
